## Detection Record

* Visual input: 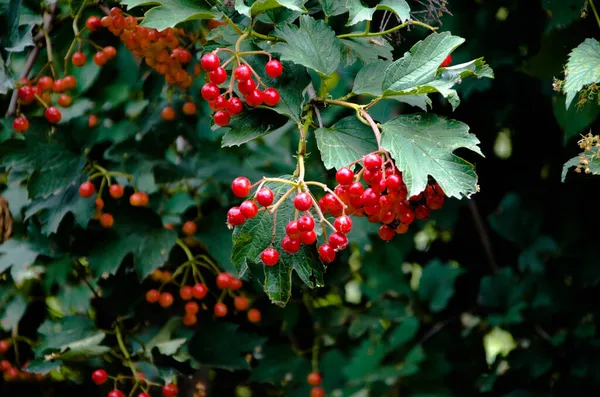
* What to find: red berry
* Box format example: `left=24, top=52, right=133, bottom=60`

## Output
left=183, top=312, right=197, bottom=326
left=201, top=83, right=220, bottom=100
left=63, top=75, right=77, bottom=89
left=286, top=221, right=301, bottom=239
left=192, top=283, right=208, bottom=299
left=263, top=88, right=280, bottom=107
left=265, top=59, right=283, bottom=78
left=182, top=102, right=197, bottom=115
left=209, top=67, right=227, bottom=84
left=214, top=302, right=228, bottom=317
left=160, top=106, right=175, bottom=121
left=229, top=277, right=242, bottom=290
left=130, top=192, right=149, bottom=207
left=185, top=301, right=199, bottom=314
left=146, top=289, right=160, bottom=303
left=441, top=54, right=452, bottom=67
left=231, top=176, right=251, bottom=197
left=240, top=200, right=258, bottom=218
left=79, top=181, right=95, bottom=198
left=398, top=207, right=415, bottom=224
left=13, top=116, right=29, bottom=133
left=18, top=86, right=35, bottom=104
left=38, top=76, right=53, bottom=91
left=86, top=16, right=102, bottom=31
left=57, top=94, right=72, bottom=107
left=348, top=182, right=364, bottom=197
left=234, top=296, right=249, bottom=311
left=4, top=367, right=19, bottom=381
left=328, top=232, right=348, bottom=250
left=209, top=95, right=227, bottom=111
left=91, top=369, right=108, bottom=385
left=138, top=393, right=151, bottom=397
left=363, top=153, right=382, bottom=170
left=182, top=220, right=197, bottom=236
left=300, top=230, right=317, bottom=245
left=0, top=360, right=11, bottom=372
left=311, top=387, right=326, bottom=397
left=238, top=79, right=256, bottom=95
left=334, top=215, right=352, bottom=234
left=93, top=51, right=108, bottom=66
left=414, top=204, right=431, bottom=219
left=216, top=272, right=233, bottom=289
left=108, top=390, right=126, bottom=397
left=214, top=110, right=230, bottom=126
left=177, top=49, right=192, bottom=63
left=45, top=106, right=62, bottom=124
left=261, top=248, right=279, bottom=266
left=336, top=168, right=354, bottom=185
left=0, top=340, right=10, bottom=354
left=109, top=184, right=124, bottom=198
left=318, top=244, right=336, bottom=263
left=201, top=53, right=220, bottom=71
left=281, top=235, right=301, bottom=253
left=180, top=286, right=193, bottom=300
left=294, top=192, right=312, bottom=211
left=100, top=213, right=114, bottom=228
left=378, top=225, right=395, bottom=241
left=159, top=292, right=174, bottom=308
left=162, top=383, right=178, bottom=397
left=245, top=90, right=263, bottom=107
left=359, top=188, right=378, bottom=206
left=307, top=372, right=322, bottom=386
left=247, top=308, right=261, bottom=323
left=234, top=64, right=252, bottom=81
left=72, top=51, right=87, bottom=67
left=386, top=174, right=403, bottom=191
left=227, top=206, right=246, bottom=226
left=298, top=215, right=315, bottom=231
left=256, top=188, right=274, bottom=206
left=227, top=97, right=244, bottom=115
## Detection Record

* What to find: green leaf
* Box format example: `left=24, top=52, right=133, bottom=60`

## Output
left=56, top=283, right=94, bottom=314
left=314, top=116, right=378, bottom=170
left=552, top=95, right=600, bottom=144
left=273, top=15, right=342, bottom=76
left=221, top=109, right=291, bottom=147
left=563, top=38, right=600, bottom=108
left=0, top=295, right=27, bottom=330
left=346, top=0, right=410, bottom=26
left=25, top=359, right=63, bottom=374
left=163, top=193, right=196, bottom=215
left=87, top=208, right=177, bottom=278
left=388, top=317, right=420, bottom=349
left=121, top=0, right=217, bottom=31
left=188, top=323, right=266, bottom=370
left=343, top=339, right=387, bottom=380
left=418, top=260, right=464, bottom=312
left=36, top=316, right=110, bottom=360
left=0, top=238, right=45, bottom=276
left=341, top=36, right=393, bottom=66
left=353, top=59, right=390, bottom=96
left=518, top=236, right=559, bottom=274
left=234, top=0, right=307, bottom=18
left=381, top=113, right=483, bottom=198
left=488, top=193, right=542, bottom=245
left=250, top=344, right=310, bottom=383
left=319, top=0, right=347, bottom=17
left=231, top=179, right=325, bottom=306
left=0, top=54, right=13, bottom=95
left=562, top=148, right=600, bottom=181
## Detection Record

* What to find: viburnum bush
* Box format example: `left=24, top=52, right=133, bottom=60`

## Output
left=0, top=0, right=494, bottom=396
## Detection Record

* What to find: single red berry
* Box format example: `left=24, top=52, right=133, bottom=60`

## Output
left=182, top=220, right=197, bottom=236
left=256, top=188, right=274, bottom=206
left=286, top=220, right=301, bottom=239
left=138, top=393, right=151, bottom=397
left=293, top=192, right=312, bottom=211
left=426, top=194, right=445, bottom=210
left=300, top=230, right=317, bottom=245
left=100, top=213, right=114, bottom=228
left=328, top=232, right=348, bottom=250
left=63, top=75, right=77, bottom=89
left=311, top=386, right=326, bottom=397
left=201, top=83, right=220, bottom=100
left=298, top=215, right=315, bottom=231
left=52, top=79, right=65, bottom=93
left=234, top=296, right=249, bottom=311
left=79, top=181, right=95, bottom=198
left=334, top=215, right=353, bottom=234
left=363, top=153, right=382, bottom=170
left=318, top=244, right=336, bottom=263
left=12, top=116, right=29, bottom=133
left=93, top=51, right=108, bottom=67
left=182, top=101, right=197, bottom=115
left=183, top=312, right=197, bottom=326
left=414, top=204, right=431, bottom=219
left=161, top=106, right=176, bottom=121
left=109, top=184, right=124, bottom=198
left=0, top=340, right=10, bottom=354
left=227, top=97, right=244, bottom=115
left=265, top=59, right=283, bottom=78
left=398, top=207, right=415, bottom=225
left=378, top=225, right=395, bottom=241
left=386, top=174, right=403, bottom=191
left=0, top=360, right=11, bottom=372
left=159, top=292, right=174, bottom=308
left=231, top=176, right=251, bottom=197
left=238, top=78, right=256, bottom=95
left=57, top=94, right=72, bottom=107
left=359, top=188, right=378, bottom=206
left=234, top=64, right=252, bottom=81
left=38, top=76, right=53, bottom=91
left=348, top=182, right=365, bottom=197
left=72, top=51, right=87, bottom=67
left=146, top=289, right=160, bottom=303
left=441, top=54, right=452, bottom=68
left=336, top=168, right=354, bottom=185
left=105, top=46, right=117, bottom=60
left=89, top=114, right=99, bottom=128
left=45, top=106, right=62, bottom=124
left=247, top=308, right=261, bottom=323
left=307, top=372, right=322, bottom=386
left=262, top=88, right=280, bottom=107
left=185, top=301, right=199, bottom=314
left=281, top=235, right=301, bottom=254
left=86, top=15, right=102, bottom=31
left=18, top=85, right=35, bottom=104
left=209, top=95, right=227, bottom=111
left=214, top=110, right=230, bottom=126
left=4, top=367, right=19, bottom=381
left=180, top=285, right=193, bottom=300
left=192, top=283, right=208, bottom=299
left=261, top=248, right=279, bottom=266
left=101, top=16, right=113, bottom=27
left=214, top=302, right=228, bottom=317
left=216, top=272, right=233, bottom=289
left=209, top=67, right=227, bottom=84
left=229, top=277, right=243, bottom=290
left=201, top=53, right=220, bottom=71
left=91, top=369, right=108, bottom=385
left=245, top=90, right=263, bottom=107
left=177, top=49, right=192, bottom=63
left=109, top=6, right=122, bottom=16
left=162, top=383, right=178, bottom=397
left=108, top=391, right=126, bottom=397
left=227, top=206, right=246, bottom=226
left=240, top=200, right=258, bottom=219
left=130, top=192, right=149, bottom=207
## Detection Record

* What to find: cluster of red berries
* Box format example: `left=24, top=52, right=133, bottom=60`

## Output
left=0, top=340, right=46, bottom=382
left=199, top=52, right=283, bottom=126
left=307, top=372, right=325, bottom=397
left=320, top=152, right=445, bottom=241
left=79, top=180, right=149, bottom=229
left=98, top=8, right=193, bottom=89
left=145, top=269, right=261, bottom=325
left=91, top=369, right=179, bottom=397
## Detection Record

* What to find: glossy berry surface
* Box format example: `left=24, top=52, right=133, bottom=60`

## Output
left=99, top=213, right=114, bottom=228
left=79, top=181, right=95, bottom=198
left=300, top=230, right=317, bottom=245
left=109, top=184, right=124, bottom=198
left=227, top=206, right=246, bottom=226
left=318, top=244, right=336, bottom=263
left=261, top=248, right=279, bottom=266
left=363, top=153, right=382, bottom=170
left=245, top=90, right=263, bottom=107
left=311, top=387, right=326, bottom=397
left=248, top=308, right=261, bottom=323
left=256, top=188, right=274, bottom=206
left=45, top=107, right=62, bottom=124
left=263, top=88, right=280, bottom=106
left=13, top=116, right=29, bottom=133
left=336, top=167, right=354, bottom=185
left=307, top=372, right=322, bottom=386
left=282, top=235, right=301, bottom=253
left=146, top=289, right=160, bottom=303
left=86, top=16, right=102, bottom=31
left=227, top=97, right=244, bottom=115
left=201, top=83, right=220, bottom=100
left=182, top=221, right=197, bottom=235
left=159, top=292, right=174, bottom=308
left=91, top=369, right=108, bottom=385
left=216, top=272, right=233, bottom=289
left=180, top=286, right=193, bottom=300
left=298, top=215, right=315, bottom=231
left=214, top=302, right=228, bottom=317
left=293, top=192, right=312, bottom=211
left=72, top=52, right=87, bottom=67
left=240, top=200, right=258, bottom=218
left=201, top=53, right=220, bottom=71
left=209, top=67, right=227, bottom=84
left=161, top=106, right=175, bottom=121
left=234, top=296, right=250, bottom=311
left=234, top=64, right=252, bottom=81
left=265, top=59, right=283, bottom=78
left=130, top=192, right=149, bottom=207
left=162, top=383, right=179, bottom=397
left=214, top=110, right=230, bottom=126
left=108, top=391, right=126, bottom=397
left=238, top=79, right=256, bottom=95
left=192, top=283, right=208, bottom=299
left=231, top=176, right=251, bottom=197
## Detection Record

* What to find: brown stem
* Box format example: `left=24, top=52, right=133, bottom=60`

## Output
left=360, top=109, right=381, bottom=150
left=467, top=200, right=499, bottom=273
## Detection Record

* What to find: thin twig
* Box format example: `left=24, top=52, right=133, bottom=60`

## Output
left=467, top=200, right=499, bottom=273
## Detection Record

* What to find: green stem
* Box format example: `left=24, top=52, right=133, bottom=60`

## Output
left=324, top=98, right=361, bottom=110
left=176, top=239, right=194, bottom=261
left=250, top=31, right=282, bottom=42
left=337, top=19, right=437, bottom=39
left=311, top=338, right=319, bottom=373
left=223, top=14, right=244, bottom=35
left=590, top=0, right=600, bottom=29
left=115, top=323, right=140, bottom=385
left=235, top=31, right=249, bottom=53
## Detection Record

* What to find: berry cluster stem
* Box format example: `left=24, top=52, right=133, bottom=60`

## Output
left=360, top=109, right=382, bottom=150
left=590, top=0, right=600, bottom=29
left=336, top=19, right=437, bottom=39
left=114, top=322, right=141, bottom=389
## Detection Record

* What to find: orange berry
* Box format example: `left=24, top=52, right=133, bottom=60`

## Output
left=99, top=213, right=114, bottom=228
left=182, top=101, right=196, bottom=115
left=248, top=308, right=261, bottom=323
left=183, top=312, right=197, bottom=326
left=159, top=292, right=174, bottom=308
left=182, top=220, right=196, bottom=236
left=161, top=106, right=175, bottom=121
